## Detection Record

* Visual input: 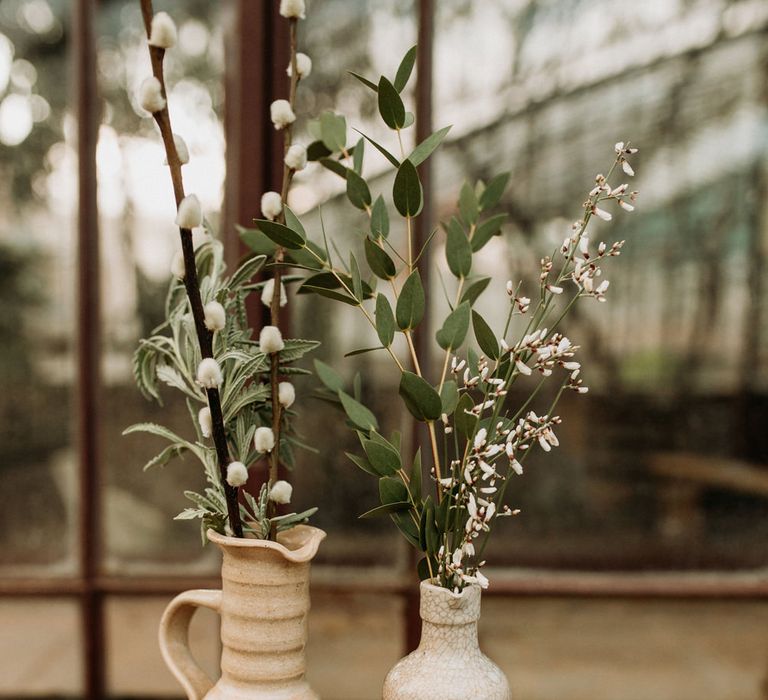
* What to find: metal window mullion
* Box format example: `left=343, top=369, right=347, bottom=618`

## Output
left=74, top=0, right=104, bottom=697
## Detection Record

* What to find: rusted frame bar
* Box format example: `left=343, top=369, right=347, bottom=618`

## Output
left=73, top=0, right=104, bottom=697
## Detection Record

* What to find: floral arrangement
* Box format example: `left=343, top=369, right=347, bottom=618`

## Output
left=124, top=0, right=317, bottom=542
left=249, top=43, right=639, bottom=590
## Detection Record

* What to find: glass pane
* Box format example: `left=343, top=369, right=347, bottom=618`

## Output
left=432, top=0, right=768, bottom=570
left=98, top=1, right=229, bottom=574
left=481, top=598, right=768, bottom=700
left=106, top=595, right=220, bottom=697
left=0, top=0, right=77, bottom=574
left=0, top=599, right=82, bottom=696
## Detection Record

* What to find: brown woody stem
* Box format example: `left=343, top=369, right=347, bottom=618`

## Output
left=140, top=0, right=243, bottom=538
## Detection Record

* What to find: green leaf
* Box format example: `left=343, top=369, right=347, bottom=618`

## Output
left=346, top=169, right=372, bottom=210
left=424, top=501, right=439, bottom=555
left=371, top=195, right=390, bottom=238
left=360, top=501, right=411, bottom=518
left=399, top=371, right=442, bottom=422
left=435, top=493, right=451, bottom=532
left=253, top=219, right=306, bottom=250
left=348, top=71, right=378, bottom=92
left=306, top=140, right=331, bottom=161
left=378, top=76, right=406, bottom=129
left=409, top=125, right=451, bottom=166
left=298, top=271, right=373, bottom=300
left=315, top=359, right=344, bottom=392
left=479, top=172, right=510, bottom=210
left=392, top=511, right=420, bottom=548
left=320, top=111, right=347, bottom=152
left=344, top=346, right=386, bottom=357
left=402, top=111, right=415, bottom=128
left=445, top=217, right=472, bottom=278
left=460, top=276, right=491, bottom=306
left=410, top=448, right=422, bottom=502
left=440, top=380, right=459, bottom=414
left=435, top=301, right=470, bottom=351
left=352, top=137, right=365, bottom=174
left=379, top=475, right=409, bottom=505
left=454, top=392, right=477, bottom=439
left=346, top=451, right=379, bottom=477
left=355, top=130, right=400, bottom=168
left=300, top=284, right=358, bottom=306
left=472, top=310, right=499, bottom=359
left=318, top=157, right=348, bottom=178
left=237, top=226, right=277, bottom=257
left=362, top=438, right=401, bottom=476
left=123, top=422, right=188, bottom=445
left=396, top=270, right=425, bottom=330
left=365, top=237, right=396, bottom=279
left=283, top=206, right=306, bottom=239
left=375, top=293, right=395, bottom=347
left=350, top=252, right=363, bottom=301
left=394, top=45, right=417, bottom=92
left=417, top=556, right=436, bottom=581
left=339, top=390, right=378, bottom=431
left=393, top=159, right=423, bottom=217
left=471, top=213, right=507, bottom=252
left=459, top=181, right=479, bottom=225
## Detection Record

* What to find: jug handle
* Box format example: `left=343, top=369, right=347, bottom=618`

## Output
left=159, top=588, right=222, bottom=700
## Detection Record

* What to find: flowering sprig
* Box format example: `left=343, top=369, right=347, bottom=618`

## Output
left=242, top=42, right=639, bottom=587
left=126, top=1, right=317, bottom=542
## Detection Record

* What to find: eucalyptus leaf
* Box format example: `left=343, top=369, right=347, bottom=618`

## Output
left=362, top=438, right=401, bottom=476
left=472, top=213, right=507, bottom=252
left=346, top=451, right=378, bottom=477
left=315, top=359, right=344, bottom=391
left=306, top=140, right=332, bottom=161
left=346, top=169, right=372, bottom=210
left=319, top=111, right=347, bottom=152
left=355, top=130, right=400, bottom=168
left=375, top=293, right=395, bottom=347
left=399, top=371, right=442, bottom=422
left=378, top=76, right=406, bottom=129
left=371, top=195, right=390, bottom=238
left=410, top=448, right=422, bottom=502
left=445, top=218, right=472, bottom=278
left=460, top=276, right=492, bottom=306
left=393, top=159, right=423, bottom=217
left=394, top=45, right=417, bottom=92
left=379, top=475, right=409, bottom=505
left=360, top=501, right=411, bottom=518
left=396, top=270, right=425, bottom=330
left=365, top=237, right=396, bottom=279
left=254, top=219, right=306, bottom=250
left=350, top=253, right=363, bottom=300
left=409, top=125, right=451, bottom=167
left=348, top=71, right=378, bottom=92
left=352, top=137, right=365, bottom=174
left=283, top=206, right=306, bottom=239
left=318, top=157, right=348, bottom=178
left=454, top=392, right=478, bottom=438
left=472, top=310, right=499, bottom=359
left=435, top=301, right=470, bottom=351
left=339, top=390, right=378, bottom=431
left=479, top=172, right=510, bottom=210
left=459, top=181, right=479, bottom=225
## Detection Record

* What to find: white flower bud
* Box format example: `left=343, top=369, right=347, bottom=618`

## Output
left=254, top=426, right=275, bottom=453
left=204, top=301, right=226, bottom=331
left=278, top=382, right=295, bottom=408
left=138, top=76, right=166, bottom=113
left=287, top=52, right=312, bottom=78
left=149, top=11, right=178, bottom=49
left=226, top=461, right=249, bottom=487
left=259, top=325, right=284, bottom=354
left=279, top=0, right=306, bottom=19
left=515, top=359, right=532, bottom=376
left=164, top=134, right=189, bottom=165
left=198, top=406, right=212, bottom=438
left=269, top=479, right=293, bottom=504
left=261, top=278, right=287, bottom=308
left=284, top=144, right=307, bottom=171
left=196, top=358, right=222, bottom=388
left=170, top=251, right=186, bottom=279
left=270, top=99, right=296, bottom=130
left=261, top=191, right=283, bottom=221
left=175, top=194, right=202, bottom=229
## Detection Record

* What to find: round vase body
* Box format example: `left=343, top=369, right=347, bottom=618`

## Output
left=383, top=580, right=510, bottom=700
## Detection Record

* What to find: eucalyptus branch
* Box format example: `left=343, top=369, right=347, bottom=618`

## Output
left=139, top=0, right=242, bottom=538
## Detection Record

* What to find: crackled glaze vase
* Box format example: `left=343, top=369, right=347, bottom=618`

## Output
left=383, top=580, right=511, bottom=700
left=159, top=524, right=325, bottom=700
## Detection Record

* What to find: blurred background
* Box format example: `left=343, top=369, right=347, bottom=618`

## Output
left=1, top=0, right=768, bottom=698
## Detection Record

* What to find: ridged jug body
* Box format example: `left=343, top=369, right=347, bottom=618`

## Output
left=383, top=580, right=510, bottom=700
left=159, top=525, right=325, bottom=700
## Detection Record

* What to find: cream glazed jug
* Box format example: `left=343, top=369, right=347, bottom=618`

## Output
left=159, top=524, right=325, bottom=699
left=383, top=579, right=511, bottom=700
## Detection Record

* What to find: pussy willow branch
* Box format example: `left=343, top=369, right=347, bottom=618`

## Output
left=267, top=18, right=300, bottom=538
left=140, top=0, right=243, bottom=537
